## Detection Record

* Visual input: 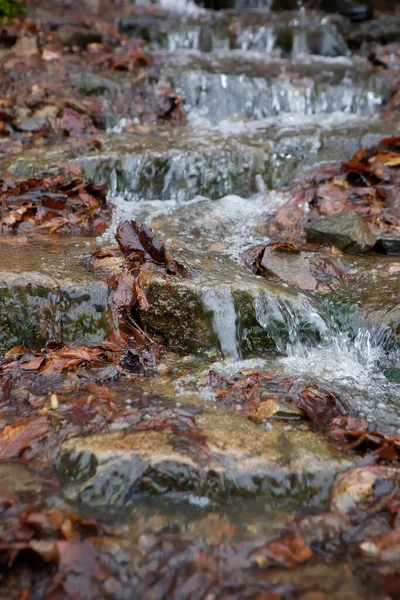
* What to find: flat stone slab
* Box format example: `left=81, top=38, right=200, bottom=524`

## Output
left=3, top=130, right=272, bottom=201
left=58, top=408, right=354, bottom=507
left=3, top=118, right=400, bottom=202
left=0, top=238, right=110, bottom=354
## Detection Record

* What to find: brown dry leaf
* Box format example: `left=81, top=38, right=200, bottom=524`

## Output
left=252, top=535, right=312, bottom=568
left=5, top=345, right=26, bottom=356
left=19, top=357, right=45, bottom=371
left=0, top=174, right=110, bottom=235
left=0, top=416, right=50, bottom=459
left=269, top=242, right=301, bottom=253
left=382, top=156, right=400, bottom=167
left=113, top=270, right=138, bottom=314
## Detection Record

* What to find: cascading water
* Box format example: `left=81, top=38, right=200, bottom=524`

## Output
left=199, top=288, right=400, bottom=428
left=254, top=293, right=400, bottom=428
left=201, top=288, right=240, bottom=358
left=176, top=71, right=384, bottom=124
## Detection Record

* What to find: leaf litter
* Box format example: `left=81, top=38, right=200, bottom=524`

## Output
left=0, top=170, right=111, bottom=235
left=263, top=136, right=400, bottom=250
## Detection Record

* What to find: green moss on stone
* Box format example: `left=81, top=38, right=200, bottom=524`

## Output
left=234, top=291, right=275, bottom=354
left=141, top=279, right=219, bottom=355
left=0, top=0, right=25, bottom=18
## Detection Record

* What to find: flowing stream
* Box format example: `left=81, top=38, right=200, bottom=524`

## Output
left=4, top=1, right=400, bottom=596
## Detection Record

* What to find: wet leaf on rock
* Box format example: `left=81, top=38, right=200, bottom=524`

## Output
left=330, top=467, right=400, bottom=514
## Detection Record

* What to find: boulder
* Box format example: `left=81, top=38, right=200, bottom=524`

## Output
left=305, top=210, right=376, bottom=254
left=374, top=237, right=400, bottom=256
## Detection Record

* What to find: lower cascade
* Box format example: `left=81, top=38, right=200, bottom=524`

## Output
left=202, top=287, right=400, bottom=426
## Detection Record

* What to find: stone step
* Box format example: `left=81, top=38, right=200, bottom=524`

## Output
left=66, top=54, right=389, bottom=123
left=0, top=238, right=110, bottom=356
left=120, top=9, right=349, bottom=57
left=91, top=248, right=331, bottom=357
left=153, top=52, right=388, bottom=122
left=4, top=117, right=400, bottom=204
left=58, top=401, right=355, bottom=506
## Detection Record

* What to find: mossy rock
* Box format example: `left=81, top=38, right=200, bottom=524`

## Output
left=0, top=238, right=111, bottom=356
left=137, top=253, right=321, bottom=357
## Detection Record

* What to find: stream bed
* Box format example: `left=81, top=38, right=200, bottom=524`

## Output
left=0, top=0, right=400, bottom=598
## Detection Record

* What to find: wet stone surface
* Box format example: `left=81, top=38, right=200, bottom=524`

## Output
left=4, top=116, right=400, bottom=207
left=58, top=404, right=354, bottom=506
left=0, top=238, right=110, bottom=355
left=0, top=0, right=400, bottom=598
left=91, top=247, right=318, bottom=356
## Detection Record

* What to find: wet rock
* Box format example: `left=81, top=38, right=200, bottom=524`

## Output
left=155, top=50, right=388, bottom=122
left=119, top=16, right=173, bottom=42
left=319, top=0, right=373, bottom=22
left=374, top=238, right=400, bottom=257
left=70, top=72, right=126, bottom=96
left=3, top=132, right=272, bottom=201
left=10, top=36, right=39, bottom=57
left=332, top=260, right=400, bottom=341
left=4, top=119, right=400, bottom=203
left=341, top=16, right=400, bottom=48
left=260, top=245, right=317, bottom=291
left=32, top=105, right=59, bottom=120
left=383, top=366, right=400, bottom=383
left=0, top=238, right=110, bottom=355
left=58, top=411, right=354, bottom=506
left=121, top=9, right=348, bottom=57
left=15, top=117, right=45, bottom=132
left=58, top=25, right=103, bottom=48
left=139, top=252, right=317, bottom=356
left=305, top=211, right=376, bottom=254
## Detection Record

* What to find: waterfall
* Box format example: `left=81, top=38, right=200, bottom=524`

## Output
left=201, top=288, right=240, bottom=359
left=253, top=292, right=399, bottom=392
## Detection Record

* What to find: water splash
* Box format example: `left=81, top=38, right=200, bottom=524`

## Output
left=254, top=293, right=400, bottom=426
left=254, top=293, right=397, bottom=381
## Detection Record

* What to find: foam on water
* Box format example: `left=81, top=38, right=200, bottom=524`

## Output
left=142, top=0, right=204, bottom=15
left=101, top=192, right=280, bottom=258
left=187, top=289, right=400, bottom=427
